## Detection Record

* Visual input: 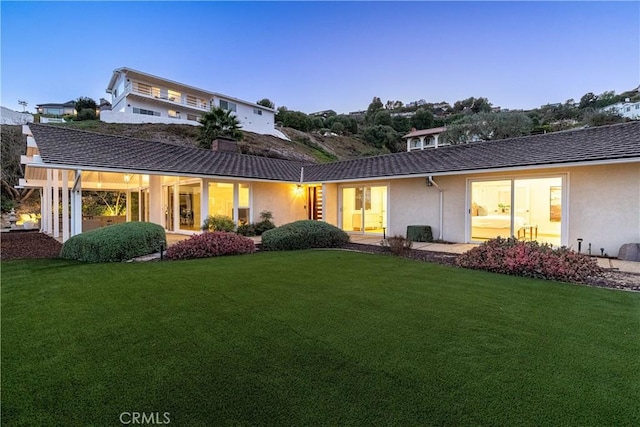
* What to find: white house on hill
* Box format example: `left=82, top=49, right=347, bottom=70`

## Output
left=101, top=67, right=288, bottom=140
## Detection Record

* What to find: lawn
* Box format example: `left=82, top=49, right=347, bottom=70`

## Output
left=2, top=251, right=639, bottom=426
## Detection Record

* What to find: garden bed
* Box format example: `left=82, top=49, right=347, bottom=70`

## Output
left=1, top=231, right=62, bottom=260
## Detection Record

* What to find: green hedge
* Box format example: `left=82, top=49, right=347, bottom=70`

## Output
left=261, top=220, right=349, bottom=251
left=61, top=222, right=167, bottom=263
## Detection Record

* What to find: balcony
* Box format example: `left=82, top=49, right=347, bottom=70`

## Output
left=130, top=82, right=209, bottom=111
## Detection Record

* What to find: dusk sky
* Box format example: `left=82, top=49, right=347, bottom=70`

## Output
left=1, top=1, right=638, bottom=115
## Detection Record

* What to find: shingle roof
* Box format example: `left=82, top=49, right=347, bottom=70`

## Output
left=305, top=121, right=640, bottom=182
left=29, top=121, right=640, bottom=184
left=28, top=124, right=307, bottom=182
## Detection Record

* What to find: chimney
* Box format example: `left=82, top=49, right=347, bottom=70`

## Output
left=211, top=137, right=239, bottom=153
left=411, top=127, right=417, bottom=132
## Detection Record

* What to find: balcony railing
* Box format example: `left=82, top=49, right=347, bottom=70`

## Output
left=130, top=82, right=209, bottom=111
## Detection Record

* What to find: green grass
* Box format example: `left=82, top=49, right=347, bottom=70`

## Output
left=2, top=251, right=639, bottom=426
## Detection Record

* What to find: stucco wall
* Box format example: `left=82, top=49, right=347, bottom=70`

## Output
left=251, top=182, right=306, bottom=226
left=566, top=163, right=639, bottom=256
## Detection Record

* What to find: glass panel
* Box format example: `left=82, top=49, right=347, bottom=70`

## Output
left=239, top=183, right=249, bottom=207
left=471, top=180, right=512, bottom=241
left=208, top=182, right=234, bottom=220
left=165, top=186, right=174, bottom=231
left=141, top=190, right=149, bottom=222
left=513, top=177, right=562, bottom=246
left=179, top=183, right=201, bottom=231
left=363, top=186, right=387, bottom=234
left=130, top=192, right=140, bottom=222
left=341, top=187, right=360, bottom=232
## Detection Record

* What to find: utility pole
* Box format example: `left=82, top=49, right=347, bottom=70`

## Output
left=18, top=100, right=28, bottom=112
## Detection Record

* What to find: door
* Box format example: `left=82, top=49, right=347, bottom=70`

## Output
left=469, top=177, right=563, bottom=245
left=307, top=186, right=323, bottom=220
left=341, top=185, right=387, bottom=234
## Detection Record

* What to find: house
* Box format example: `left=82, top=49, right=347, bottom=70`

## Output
left=35, top=100, right=76, bottom=116
left=102, top=67, right=288, bottom=140
left=402, top=127, right=448, bottom=151
left=19, top=121, right=640, bottom=257
left=600, top=99, right=640, bottom=120
left=309, top=110, right=337, bottom=118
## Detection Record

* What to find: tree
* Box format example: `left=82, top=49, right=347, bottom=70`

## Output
left=373, top=111, right=392, bottom=127
left=282, top=111, right=311, bottom=131
left=1, top=126, right=36, bottom=210
left=442, top=112, right=533, bottom=144
left=391, top=115, right=411, bottom=133
left=584, top=110, right=626, bottom=127
left=330, top=121, right=345, bottom=135
left=198, top=107, right=243, bottom=148
left=75, top=96, right=97, bottom=120
left=363, top=125, right=402, bottom=151
left=256, top=98, right=275, bottom=109
left=453, top=97, right=492, bottom=114
left=365, top=97, right=384, bottom=124
left=579, top=92, right=598, bottom=109
left=410, top=108, right=434, bottom=130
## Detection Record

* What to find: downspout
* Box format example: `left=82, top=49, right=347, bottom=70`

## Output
left=300, top=166, right=304, bottom=183
left=427, top=176, right=444, bottom=241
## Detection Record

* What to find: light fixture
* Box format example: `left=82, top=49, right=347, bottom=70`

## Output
left=294, top=184, right=304, bottom=196
left=123, top=174, right=131, bottom=183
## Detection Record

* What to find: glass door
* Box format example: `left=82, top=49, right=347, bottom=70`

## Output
left=470, top=177, right=563, bottom=245
left=341, top=185, right=387, bottom=234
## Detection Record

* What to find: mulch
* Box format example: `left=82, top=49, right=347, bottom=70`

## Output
left=1, top=231, right=62, bottom=260
left=2, top=233, right=638, bottom=291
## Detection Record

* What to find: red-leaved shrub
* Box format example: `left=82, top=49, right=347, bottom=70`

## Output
left=456, top=237, right=602, bottom=283
left=166, top=232, right=255, bottom=260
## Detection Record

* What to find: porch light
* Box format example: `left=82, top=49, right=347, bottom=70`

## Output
left=294, top=184, right=304, bottom=196
left=123, top=174, right=131, bottom=183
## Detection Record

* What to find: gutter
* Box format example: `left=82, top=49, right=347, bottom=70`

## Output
left=427, top=176, right=444, bottom=241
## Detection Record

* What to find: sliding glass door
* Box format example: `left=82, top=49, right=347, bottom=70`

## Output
left=470, top=177, right=563, bottom=246
left=341, top=185, right=387, bottom=234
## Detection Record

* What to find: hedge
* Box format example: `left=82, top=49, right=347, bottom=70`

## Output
left=261, top=220, right=349, bottom=251
left=60, top=222, right=166, bottom=263
left=166, top=232, right=255, bottom=260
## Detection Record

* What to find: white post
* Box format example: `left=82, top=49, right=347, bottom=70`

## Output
left=52, top=169, right=60, bottom=238
left=43, top=169, right=52, bottom=234
left=200, top=179, right=209, bottom=226
left=71, top=170, right=82, bottom=236
left=148, top=175, right=163, bottom=226
left=173, top=182, right=179, bottom=232
left=126, top=191, right=131, bottom=222
left=233, top=183, right=239, bottom=224
left=62, top=170, right=69, bottom=242
left=39, top=189, right=45, bottom=232
left=434, top=134, right=440, bottom=148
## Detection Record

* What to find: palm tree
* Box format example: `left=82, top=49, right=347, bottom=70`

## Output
left=198, top=107, right=243, bottom=149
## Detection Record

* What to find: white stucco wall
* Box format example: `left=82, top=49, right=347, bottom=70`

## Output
left=565, top=163, right=639, bottom=256
left=101, top=110, right=198, bottom=126
left=321, top=183, right=339, bottom=226
left=251, top=182, right=306, bottom=226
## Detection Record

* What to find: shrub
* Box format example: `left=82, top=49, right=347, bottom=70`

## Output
left=456, top=237, right=602, bottom=283
left=381, top=235, right=413, bottom=256
left=262, top=220, right=349, bottom=251
left=166, top=232, right=255, bottom=260
left=236, top=210, right=275, bottom=237
left=201, top=215, right=235, bottom=232
left=61, top=222, right=166, bottom=263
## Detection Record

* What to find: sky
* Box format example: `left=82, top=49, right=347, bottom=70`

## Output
left=1, top=1, right=639, bottom=115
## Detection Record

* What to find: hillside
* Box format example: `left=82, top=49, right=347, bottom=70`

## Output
left=49, top=121, right=387, bottom=163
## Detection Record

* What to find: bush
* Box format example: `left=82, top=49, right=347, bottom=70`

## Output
left=166, top=232, right=255, bottom=260
left=236, top=210, right=275, bottom=237
left=61, top=222, right=166, bottom=263
left=77, top=108, right=97, bottom=121
left=406, top=225, right=433, bottom=242
left=201, top=215, right=235, bottom=232
left=456, top=237, right=602, bottom=283
left=262, top=220, right=349, bottom=251
left=381, top=235, right=412, bottom=256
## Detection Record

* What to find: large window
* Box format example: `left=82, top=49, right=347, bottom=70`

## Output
left=470, top=177, right=563, bottom=246
left=208, top=182, right=251, bottom=225
left=219, top=100, right=237, bottom=112
left=179, top=183, right=201, bottom=231
left=341, top=185, right=387, bottom=234
left=133, top=107, right=160, bottom=116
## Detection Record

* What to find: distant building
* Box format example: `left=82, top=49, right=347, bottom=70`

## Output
left=309, top=109, right=336, bottom=118
left=600, top=99, right=640, bottom=120
left=402, top=127, right=448, bottom=151
left=35, top=100, right=76, bottom=116
left=102, top=67, right=288, bottom=139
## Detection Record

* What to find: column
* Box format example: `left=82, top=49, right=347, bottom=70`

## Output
left=148, top=175, right=163, bottom=226
left=200, top=179, right=209, bottom=224
left=52, top=169, right=60, bottom=238
left=62, top=170, right=69, bottom=242
left=71, top=170, right=82, bottom=236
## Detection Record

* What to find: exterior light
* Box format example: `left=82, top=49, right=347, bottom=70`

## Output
left=294, top=184, right=304, bottom=196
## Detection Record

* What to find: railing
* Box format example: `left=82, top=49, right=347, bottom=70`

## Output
left=130, top=82, right=208, bottom=110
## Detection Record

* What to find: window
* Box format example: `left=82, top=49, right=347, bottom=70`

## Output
left=137, top=82, right=153, bottom=96
left=219, top=100, right=237, bottom=112
left=253, top=108, right=263, bottom=115
left=187, top=114, right=199, bottom=121
left=168, top=110, right=181, bottom=119
left=133, top=107, right=160, bottom=116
